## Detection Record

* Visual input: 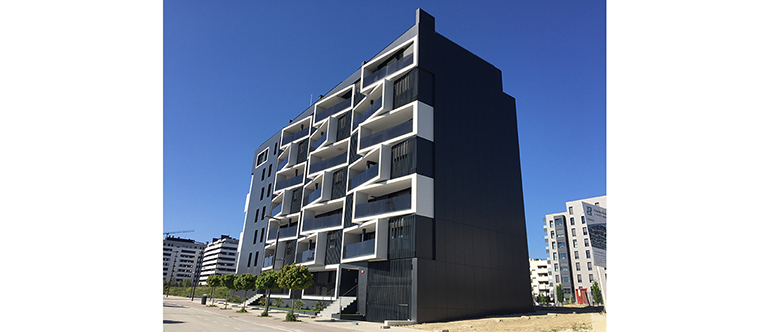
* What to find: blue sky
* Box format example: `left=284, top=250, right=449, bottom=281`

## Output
left=163, top=0, right=606, bottom=258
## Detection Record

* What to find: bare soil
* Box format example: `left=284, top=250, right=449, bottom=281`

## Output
left=409, top=309, right=605, bottom=332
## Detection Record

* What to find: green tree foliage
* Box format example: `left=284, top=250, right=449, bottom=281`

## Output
left=221, top=274, right=236, bottom=309
left=591, top=281, right=604, bottom=305
left=556, top=284, right=564, bottom=306
left=235, top=273, right=258, bottom=312
left=206, top=275, right=222, bottom=304
left=255, top=270, right=281, bottom=316
left=277, top=264, right=314, bottom=321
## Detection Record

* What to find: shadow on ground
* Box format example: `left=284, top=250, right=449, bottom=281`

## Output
left=163, top=320, right=185, bottom=324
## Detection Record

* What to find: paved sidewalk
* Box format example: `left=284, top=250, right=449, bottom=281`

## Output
left=163, top=295, right=424, bottom=332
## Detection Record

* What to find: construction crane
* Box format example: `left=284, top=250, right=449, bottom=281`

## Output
left=164, top=230, right=194, bottom=238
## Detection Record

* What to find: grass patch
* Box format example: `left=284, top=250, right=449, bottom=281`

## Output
left=164, top=286, right=231, bottom=298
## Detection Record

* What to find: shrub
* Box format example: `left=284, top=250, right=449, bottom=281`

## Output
left=313, top=300, right=326, bottom=312
left=257, top=297, right=266, bottom=306
left=293, top=300, right=304, bottom=310
left=284, top=311, right=298, bottom=322
left=274, top=298, right=283, bottom=307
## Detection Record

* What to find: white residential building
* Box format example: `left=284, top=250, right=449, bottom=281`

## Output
left=529, top=258, right=551, bottom=301
left=199, top=235, right=239, bottom=284
left=163, top=236, right=206, bottom=286
left=544, top=195, right=606, bottom=304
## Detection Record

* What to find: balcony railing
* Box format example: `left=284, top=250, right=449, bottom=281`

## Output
left=363, top=53, right=414, bottom=88
left=349, top=166, right=379, bottom=190
left=267, top=229, right=277, bottom=241
left=263, top=255, right=274, bottom=268
left=315, top=97, right=352, bottom=123
left=343, top=238, right=376, bottom=259
left=310, top=132, right=327, bottom=151
left=300, top=249, right=315, bottom=263
left=304, top=188, right=322, bottom=206
left=308, top=152, right=347, bottom=174
left=279, top=225, right=298, bottom=239
left=355, top=194, right=411, bottom=219
left=277, top=157, right=288, bottom=171
left=359, top=119, right=413, bottom=150
left=302, top=213, right=343, bottom=232
left=275, top=175, right=303, bottom=191
left=353, top=97, right=382, bottom=128
left=271, top=204, right=283, bottom=217
left=282, top=127, right=310, bottom=145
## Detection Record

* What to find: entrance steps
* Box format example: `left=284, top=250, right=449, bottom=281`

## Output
left=318, top=296, right=356, bottom=317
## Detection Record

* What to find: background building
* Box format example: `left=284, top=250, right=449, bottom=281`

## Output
left=199, top=235, right=239, bottom=284
left=529, top=258, right=552, bottom=303
left=163, top=236, right=206, bottom=286
left=235, top=9, right=531, bottom=323
left=544, top=195, right=606, bottom=304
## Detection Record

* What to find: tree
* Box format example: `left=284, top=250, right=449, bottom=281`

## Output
left=235, top=273, right=258, bottom=313
left=277, top=264, right=314, bottom=321
left=591, top=281, right=604, bottom=305
left=221, top=274, right=237, bottom=309
left=206, top=275, right=222, bottom=305
left=255, top=270, right=280, bottom=316
left=556, top=284, right=564, bottom=306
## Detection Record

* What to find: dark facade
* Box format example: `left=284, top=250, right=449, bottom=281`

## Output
left=236, top=9, right=532, bottom=323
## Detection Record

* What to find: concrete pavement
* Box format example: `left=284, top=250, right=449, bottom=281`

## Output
left=163, top=295, right=425, bottom=332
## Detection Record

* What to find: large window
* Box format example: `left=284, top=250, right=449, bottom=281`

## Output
left=570, top=217, right=575, bottom=225
left=574, top=251, right=579, bottom=259
left=588, top=262, right=593, bottom=271
left=559, top=253, right=567, bottom=260
left=577, top=274, right=583, bottom=283
left=576, top=262, right=581, bottom=271
left=558, top=242, right=566, bottom=248
left=586, top=250, right=591, bottom=259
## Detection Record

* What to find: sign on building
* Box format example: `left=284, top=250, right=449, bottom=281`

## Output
left=582, top=202, right=606, bottom=267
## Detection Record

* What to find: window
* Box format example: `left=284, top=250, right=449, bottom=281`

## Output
left=553, top=253, right=558, bottom=260
left=260, top=187, right=265, bottom=200
left=573, top=240, right=578, bottom=248
left=247, top=253, right=252, bottom=267
left=581, top=216, right=585, bottom=224
left=557, top=233, right=564, bottom=238
left=268, top=164, right=273, bottom=177
left=550, top=220, right=553, bottom=228
left=555, top=219, right=563, bottom=227
left=584, top=238, right=589, bottom=247
left=260, top=228, right=265, bottom=242
left=554, top=264, right=558, bottom=270
left=262, top=168, right=266, bottom=181
left=583, top=227, right=588, bottom=235
left=570, top=217, right=575, bottom=225
left=589, top=274, right=594, bottom=282
left=571, top=228, right=576, bottom=236
left=558, top=242, right=566, bottom=248
left=576, top=263, right=581, bottom=271
left=577, top=274, right=583, bottom=283
left=253, top=229, right=258, bottom=244
left=561, top=266, right=568, bottom=271
left=588, top=262, right=593, bottom=271
left=562, top=276, right=570, bottom=283
left=267, top=184, right=272, bottom=195
left=559, top=253, right=567, bottom=260
left=586, top=250, right=591, bottom=258
left=550, top=231, right=555, bottom=239
left=261, top=206, right=266, bottom=220
left=254, top=251, right=259, bottom=266
left=569, top=206, right=573, bottom=214
left=274, top=142, right=278, bottom=154
left=552, top=242, right=556, bottom=249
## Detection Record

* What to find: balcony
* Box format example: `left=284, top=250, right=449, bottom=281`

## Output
left=302, top=213, right=343, bottom=232
left=279, top=225, right=298, bottom=239
left=282, top=127, right=309, bottom=145
left=308, top=152, right=347, bottom=174
left=343, top=239, right=375, bottom=259
left=271, top=204, right=283, bottom=217
left=277, top=157, right=289, bottom=171
left=349, top=166, right=379, bottom=190
left=315, top=97, right=352, bottom=123
left=300, top=249, right=315, bottom=263
left=363, top=53, right=414, bottom=88
left=310, top=132, right=327, bottom=151
left=275, top=175, right=303, bottom=191
left=304, top=188, right=322, bottom=206
left=355, top=194, right=411, bottom=219
left=263, top=255, right=274, bottom=268
left=359, top=119, right=413, bottom=150
left=267, top=229, right=277, bottom=241
left=353, top=97, right=382, bottom=128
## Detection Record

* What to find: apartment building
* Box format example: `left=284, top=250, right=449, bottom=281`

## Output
left=163, top=236, right=206, bottom=285
left=235, top=9, right=531, bottom=323
left=543, top=195, right=606, bottom=304
left=199, top=235, right=239, bottom=284
left=529, top=258, right=551, bottom=302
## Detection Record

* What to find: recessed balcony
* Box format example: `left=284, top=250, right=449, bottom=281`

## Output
left=363, top=52, right=414, bottom=89
left=353, top=97, right=382, bottom=129
left=302, top=212, right=343, bottom=233
left=355, top=193, right=411, bottom=219
left=341, top=219, right=388, bottom=263
left=275, top=174, right=304, bottom=191
left=315, top=97, right=352, bottom=124
left=308, top=152, right=347, bottom=175
left=343, top=238, right=375, bottom=259
left=282, top=126, right=310, bottom=146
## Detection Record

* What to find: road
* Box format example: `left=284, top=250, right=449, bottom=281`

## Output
left=162, top=296, right=417, bottom=332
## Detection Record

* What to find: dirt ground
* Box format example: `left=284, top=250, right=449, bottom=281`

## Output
left=409, top=310, right=605, bottom=332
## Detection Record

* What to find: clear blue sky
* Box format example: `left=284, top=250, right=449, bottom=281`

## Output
left=163, top=0, right=606, bottom=258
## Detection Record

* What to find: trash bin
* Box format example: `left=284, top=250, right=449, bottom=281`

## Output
left=201, top=294, right=207, bottom=305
